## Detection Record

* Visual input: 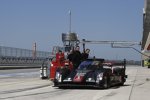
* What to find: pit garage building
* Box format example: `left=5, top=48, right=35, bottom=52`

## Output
left=142, top=0, right=150, bottom=65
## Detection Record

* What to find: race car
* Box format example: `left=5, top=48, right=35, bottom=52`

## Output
left=53, top=59, right=127, bottom=89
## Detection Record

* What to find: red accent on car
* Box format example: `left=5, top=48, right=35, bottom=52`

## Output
left=147, top=44, right=150, bottom=50
left=73, top=75, right=84, bottom=82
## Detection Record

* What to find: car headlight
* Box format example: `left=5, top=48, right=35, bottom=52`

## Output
left=55, top=72, right=60, bottom=79
left=96, top=73, right=103, bottom=82
left=55, top=72, right=62, bottom=82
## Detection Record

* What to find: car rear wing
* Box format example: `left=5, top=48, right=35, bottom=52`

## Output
left=103, top=59, right=126, bottom=69
left=103, top=59, right=127, bottom=77
left=86, top=58, right=105, bottom=62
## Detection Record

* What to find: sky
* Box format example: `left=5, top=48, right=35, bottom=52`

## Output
left=0, top=0, right=144, bottom=60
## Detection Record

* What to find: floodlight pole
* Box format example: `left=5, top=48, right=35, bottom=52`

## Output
left=69, top=10, right=71, bottom=33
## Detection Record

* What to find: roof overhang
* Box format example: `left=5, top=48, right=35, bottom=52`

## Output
left=142, top=0, right=150, bottom=50
left=144, top=32, right=150, bottom=50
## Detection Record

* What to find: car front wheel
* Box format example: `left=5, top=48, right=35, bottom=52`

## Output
left=103, top=76, right=110, bottom=89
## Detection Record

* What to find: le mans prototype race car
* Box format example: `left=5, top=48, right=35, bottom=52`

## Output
left=53, top=59, right=127, bottom=89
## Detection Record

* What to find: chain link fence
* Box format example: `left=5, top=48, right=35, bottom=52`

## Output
left=0, top=46, right=51, bottom=66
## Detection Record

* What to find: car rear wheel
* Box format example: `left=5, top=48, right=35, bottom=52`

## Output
left=120, top=76, right=125, bottom=86
left=120, top=82, right=124, bottom=86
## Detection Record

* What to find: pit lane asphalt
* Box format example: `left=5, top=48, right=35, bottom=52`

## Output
left=0, top=66, right=150, bottom=100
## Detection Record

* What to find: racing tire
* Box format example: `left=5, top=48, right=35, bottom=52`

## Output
left=119, top=76, right=125, bottom=86
left=54, top=68, right=70, bottom=87
left=58, top=86, right=65, bottom=89
left=103, top=76, right=110, bottom=89
left=53, top=79, right=59, bottom=87
left=41, top=77, right=48, bottom=80
left=56, top=68, right=70, bottom=81
left=61, top=68, right=70, bottom=81
left=120, top=82, right=124, bottom=86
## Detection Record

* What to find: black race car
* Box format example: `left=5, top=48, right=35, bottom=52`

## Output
left=53, top=59, right=127, bottom=89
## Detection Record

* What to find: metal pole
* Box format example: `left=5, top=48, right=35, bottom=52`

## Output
left=69, top=10, right=71, bottom=33
left=82, top=39, right=85, bottom=53
left=0, top=46, right=1, bottom=57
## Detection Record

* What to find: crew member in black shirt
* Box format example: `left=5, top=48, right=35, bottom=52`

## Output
left=82, top=48, right=90, bottom=61
left=67, top=46, right=82, bottom=69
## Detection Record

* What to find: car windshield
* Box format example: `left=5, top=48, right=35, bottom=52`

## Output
left=78, top=61, right=102, bottom=70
